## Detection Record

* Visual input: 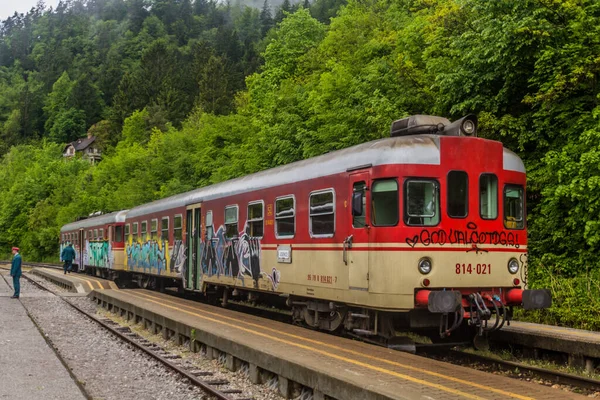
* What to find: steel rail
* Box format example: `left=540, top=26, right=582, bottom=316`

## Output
left=19, top=273, right=237, bottom=400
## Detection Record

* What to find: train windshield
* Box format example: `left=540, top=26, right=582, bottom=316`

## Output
left=504, top=185, right=524, bottom=229
left=405, top=179, right=440, bottom=226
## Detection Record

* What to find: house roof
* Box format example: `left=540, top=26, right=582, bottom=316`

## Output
left=64, top=136, right=96, bottom=152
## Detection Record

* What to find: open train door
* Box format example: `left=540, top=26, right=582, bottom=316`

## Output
left=185, top=203, right=202, bottom=290
left=346, top=168, right=371, bottom=292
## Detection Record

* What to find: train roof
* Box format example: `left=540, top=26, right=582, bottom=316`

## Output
left=125, top=135, right=525, bottom=218
left=61, top=210, right=129, bottom=232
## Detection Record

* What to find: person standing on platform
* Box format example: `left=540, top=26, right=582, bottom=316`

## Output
left=10, top=247, right=21, bottom=299
left=61, top=242, right=76, bottom=274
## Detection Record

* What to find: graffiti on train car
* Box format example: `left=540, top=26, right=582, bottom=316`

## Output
left=84, top=240, right=113, bottom=268
left=125, top=238, right=181, bottom=275
left=197, top=222, right=280, bottom=291
left=169, top=240, right=186, bottom=274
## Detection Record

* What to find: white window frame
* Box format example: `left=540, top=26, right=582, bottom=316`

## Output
left=224, top=204, right=239, bottom=238
left=247, top=200, right=265, bottom=238
left=275, top=195, right=296, bottom=239
left=161, top=217, right=169, bottom=240
left=141, top=220, right=147, bottom=239
left=309, top=188, right=336, bottom=238
left=99, top=228, right=104, bottom=239
left=124, top=224, right=130, bottom=242
left=174, top=214, right=183, bottom=241
left=151, top=218, right=158, bottom=239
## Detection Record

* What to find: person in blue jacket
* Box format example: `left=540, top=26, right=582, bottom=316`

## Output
left=61, top=242, right=76, bottom=274
left=10, top=247, right=22, bottom=299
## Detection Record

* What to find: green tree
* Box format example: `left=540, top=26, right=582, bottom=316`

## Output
left=43, top=72, right=87, bottom=143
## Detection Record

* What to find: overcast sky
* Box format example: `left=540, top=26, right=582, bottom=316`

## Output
left=1, top=0, right=60, bottom=21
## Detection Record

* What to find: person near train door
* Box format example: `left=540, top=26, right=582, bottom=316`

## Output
left=10, top=247, right=21, bottom=299
left=61, top=242, right=76, bottom=274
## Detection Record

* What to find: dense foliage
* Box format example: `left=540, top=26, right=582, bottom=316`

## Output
left=1, top=0, right=599, bottom=328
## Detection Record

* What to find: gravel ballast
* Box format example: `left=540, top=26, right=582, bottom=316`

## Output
left=16, top=273, right=286, bottom=400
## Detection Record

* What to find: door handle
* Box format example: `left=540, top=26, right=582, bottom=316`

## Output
left=343, top=235, right=353, bottom=265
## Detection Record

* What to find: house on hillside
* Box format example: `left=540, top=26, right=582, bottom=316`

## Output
left=63, top=132, right=102, bottom=164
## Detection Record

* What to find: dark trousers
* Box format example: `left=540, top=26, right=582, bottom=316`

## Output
left=63, top=260, right=73, bottom=273
left=13, top=275, right=20, bottom=297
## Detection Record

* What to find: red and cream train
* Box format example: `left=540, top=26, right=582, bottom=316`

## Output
left=60, top=114, right=551, bottom=344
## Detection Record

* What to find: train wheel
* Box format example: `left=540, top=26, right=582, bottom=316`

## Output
left=473, top=334, right=490, bottom=351
left=299, top=302, right=347, bottom=332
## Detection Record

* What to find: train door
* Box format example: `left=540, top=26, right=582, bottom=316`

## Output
left=78, top=229, right=85, bottom=271
left=185, top=203, right=202, bottom=290
left=347, top=170, right=371, bottom=291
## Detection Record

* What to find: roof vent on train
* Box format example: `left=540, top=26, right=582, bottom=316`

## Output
left=390, top=114, right=478, bottom=138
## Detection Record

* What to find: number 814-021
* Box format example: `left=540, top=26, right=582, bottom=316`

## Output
left=455, top=263, right=491, bottom=274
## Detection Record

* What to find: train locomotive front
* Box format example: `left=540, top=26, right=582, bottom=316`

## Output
left=335, top=114, right=552, bottom=345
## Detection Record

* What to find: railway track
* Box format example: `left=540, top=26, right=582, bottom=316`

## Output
left=430, top=349, right=600, bottom=393
left=18, top=271, right=252, bottom=400
left=20, top=261, right=600, bottom=395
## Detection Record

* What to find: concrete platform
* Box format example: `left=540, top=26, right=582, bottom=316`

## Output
left=31, top=267, right=118, bottom=293
left=492, top=320, right=600, bottom=367
left=91, top=288, right=583, bottom=400
left=0, top=274, right=86, bottom=400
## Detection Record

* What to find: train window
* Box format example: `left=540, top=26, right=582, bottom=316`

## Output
left=225, top=206, right=239, bottom=238
left=504, top=185, right=524, bottom=229
left=94, top=229, right=98, bottom=240
left=206, top=211, right=214, bottom=240
left=88, top=230, right=92, bottom=241
left=480, top=174, right=498, bottom=219
left=275, top=196, right=295, bottom=238
left=404, top=179, right=440, bottom=226
left=141, top=221, right=147, bottom=240
left=151, top=219, right=158, bottom=240
left=447, top=171, right=468, bottom=218
left=99, top=229, right=104, bottom=239
left=372, top=179, right=399, bottom=226
left=352, top=182, right=367, bottom=228
left=161, top=217, right=169, bottom=241
left=124, top=224, right=130, bottom=243
left=174, top=215, right=182, bottom=241
left=115, top=226, right=123, bottom=242
left=247, top=202, right=264, bottom=238
left=133, top=223, right=138, bottom=242
left=310, top=190, right=335, bottom=236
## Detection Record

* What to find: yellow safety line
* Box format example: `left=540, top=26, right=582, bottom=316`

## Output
left=41, top=268, right=95, bottom=291
left=125, top=291, right=534, bottom=400
left=39, top=268, right=116, bottom=290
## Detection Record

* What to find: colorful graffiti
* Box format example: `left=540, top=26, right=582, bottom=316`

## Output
left=85, top=240, right=113, bottom=268
left=199, top=222, right=280, bottom=291
left=125, top=238, right=184, bottom=275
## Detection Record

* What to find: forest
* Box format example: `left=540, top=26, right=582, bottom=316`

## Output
left=0, top=0, right=599, bottom=329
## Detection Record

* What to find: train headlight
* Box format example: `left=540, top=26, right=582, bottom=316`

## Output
left=418, top=258, right=432, bottom=274
left=462, top=119, right=476, bottom=135
left=508, top=258, right=519, bottom=274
